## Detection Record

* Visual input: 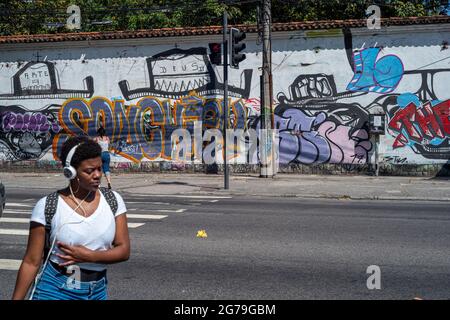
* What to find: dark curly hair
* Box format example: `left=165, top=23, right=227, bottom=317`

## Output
left=60, top=136, right=102, bottom=169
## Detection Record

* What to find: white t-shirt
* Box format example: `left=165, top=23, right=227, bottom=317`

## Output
left=31, top=190, right=127, bottom=271
left=97, top=139, right=109, bottom=152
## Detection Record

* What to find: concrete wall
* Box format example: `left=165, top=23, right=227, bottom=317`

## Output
left=1, top=24, right=450, bottom=175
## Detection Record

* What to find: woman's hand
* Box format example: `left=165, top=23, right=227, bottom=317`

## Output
left=56, top=242, right=94, bottom=266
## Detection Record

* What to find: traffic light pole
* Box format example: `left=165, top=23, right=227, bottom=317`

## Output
left=223, top=11, right=229, bottom=190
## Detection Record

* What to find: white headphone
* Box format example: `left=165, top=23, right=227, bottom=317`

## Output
left=63, top=144, right=81, bottom=180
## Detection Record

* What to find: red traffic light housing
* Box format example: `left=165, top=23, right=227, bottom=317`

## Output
left=208, top=42, right=222, bottom=65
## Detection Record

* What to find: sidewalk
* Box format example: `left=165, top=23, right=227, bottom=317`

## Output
left=1, top=171, right=450, bottom=201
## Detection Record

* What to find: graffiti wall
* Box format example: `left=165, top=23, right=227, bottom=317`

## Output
left=1, top=24, right=449, bottom=168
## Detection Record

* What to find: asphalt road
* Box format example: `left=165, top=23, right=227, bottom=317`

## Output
left=0, top=187, right=449, bottom=300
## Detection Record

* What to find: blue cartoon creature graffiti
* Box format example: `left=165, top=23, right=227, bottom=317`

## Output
left=347, top=47, right=404, bottom=94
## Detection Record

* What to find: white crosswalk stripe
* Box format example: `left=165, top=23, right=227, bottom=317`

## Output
left=0, top=221, right=155, bottom=235
left=127, top=223, right=146, bottom=228
left=126, top=201, right=172, bottom=205
left=0, top=259, right=22, bottom=271
left=3, top=210, right=31, bottom=215
left=127, top=214, right=168, bottom=220
left=132, top=194, right=232, bottom=199
left=0, top=195, right=230, bottom=236
left=5, top=203, right=34, bottom=208
left=0, top=207, right=172, bottom=233
left=0, top=217, right=29, bottom=223
left=156, top=209, right=186, bottom=213
left=2, top=211, right=170, bottom=221
left=128, top=208, right=185, bottom=213
left=0, top=228, right=29, bottom=235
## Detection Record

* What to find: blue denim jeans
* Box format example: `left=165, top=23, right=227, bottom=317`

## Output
left=31, top=262, right=108, bottom=300
left=101, top=151, right=111, bottom=175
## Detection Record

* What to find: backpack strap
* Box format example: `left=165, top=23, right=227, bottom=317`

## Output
left=43, top=192, right=59, bottom=259
left=99, top=187, right=118, bottom=215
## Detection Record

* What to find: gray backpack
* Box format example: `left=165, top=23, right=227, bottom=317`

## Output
left=43, top=187, right=118, bottom=259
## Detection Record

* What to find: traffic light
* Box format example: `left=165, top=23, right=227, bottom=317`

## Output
left=230, top=28, right=246, bottom=68
left=208, top=42, right=222, bottom=65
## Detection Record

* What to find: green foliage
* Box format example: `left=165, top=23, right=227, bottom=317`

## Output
left=271, top=0, right=370, bottom=22
left=0, top=0, right=443, bottom=36
left=395, top=0, right=427, bottom=17
left=381, top=0, right=427, bottom=17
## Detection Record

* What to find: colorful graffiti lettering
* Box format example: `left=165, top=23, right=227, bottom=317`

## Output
left=388, top=94, right=450, bottom=153
left=55, top=95, right=247, bottom=163
left=367, top=66, right=450, bottom=159
left=317, top=121, right=371, bottom=164
left=0, top=105, right=61, bottom=160
left=251, top=107, right=371, bottom=164
left=3, top=38, right=450, bottom=167
left=347, top=47, right=404, bottom=94
left=1, top=111, right=61, bottom=133
left=263, top=73, right=373, bottom=164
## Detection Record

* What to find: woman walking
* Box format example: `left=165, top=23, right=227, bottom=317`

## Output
left=12, top=136, right=130, bottom=300
left=95, top=126, right=113, bottom=190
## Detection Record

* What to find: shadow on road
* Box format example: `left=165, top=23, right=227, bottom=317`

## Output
left=433, top=161, right=450, bottom=180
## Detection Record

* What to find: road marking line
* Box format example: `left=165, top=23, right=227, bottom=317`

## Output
left=188, top=199, right=219, bottom=203
left=126, top=201, right=172, bottom=205
left=155, top=209, right=186, bottom=213
left=127, top=223, right=145, bottom=228
left=3, top=210, right=31, bottom=215
left=0, top=222, right=148, bottom=234
left=127, top=208, right=185, bottom=213
left=133, top=195, right=232, bottom=199
left=0, top=259, right=22, bottom=271
left=0, top=217, right=29, bottom=223
left=5, top=207, right=187, bottom=214
left=127, top=214, right=168, bottom=220
left=6, top=203, right=34, bottom=207
left=0, top=228, right=29, bottom=235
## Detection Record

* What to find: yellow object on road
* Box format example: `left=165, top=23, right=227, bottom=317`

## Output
left=197, top=230, right=208, bottom=238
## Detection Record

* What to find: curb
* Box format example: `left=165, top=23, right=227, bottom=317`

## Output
left=121, top=190, right=450, bottom=202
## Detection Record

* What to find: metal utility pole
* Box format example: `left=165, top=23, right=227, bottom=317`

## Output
left=260, top=0, right=274, bottom=178
left=223, top=11, right=229, bottom=189
left=375, top=135, right=380, bottom=176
